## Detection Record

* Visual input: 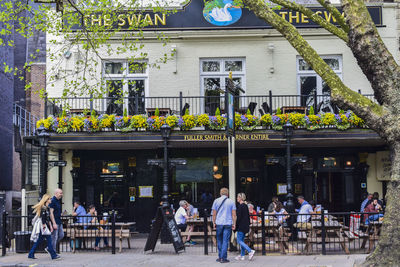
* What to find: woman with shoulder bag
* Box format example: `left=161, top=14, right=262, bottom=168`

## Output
left=235, top=193, right=255, bottom=261
left=28, top=194, right=60, bottom=260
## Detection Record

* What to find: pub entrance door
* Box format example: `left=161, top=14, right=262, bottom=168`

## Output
left=315, top=171, right=358, bottom=211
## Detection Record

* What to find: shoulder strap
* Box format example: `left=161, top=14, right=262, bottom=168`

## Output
left=216, top=197, right=228, bottom=215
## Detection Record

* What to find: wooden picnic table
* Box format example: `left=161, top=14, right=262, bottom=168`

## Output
left=182, top=218, right=216, bottom=245
left=360, top=221, right=382, bottom=253
left=66, top=222, right=135, bottom=252
left=249, top=219, right=290, bottom=254
left=304, top=220, right=349, bottom=254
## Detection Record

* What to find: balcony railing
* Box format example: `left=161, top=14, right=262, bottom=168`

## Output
left=44, top=91, right=376, bottom=117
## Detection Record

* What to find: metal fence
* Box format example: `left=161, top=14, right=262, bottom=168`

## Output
left=13, top=103, right=39, bottom=137
left=44, top=91, right=376, bottom=117
left=1, top=212, right=120, bottom=256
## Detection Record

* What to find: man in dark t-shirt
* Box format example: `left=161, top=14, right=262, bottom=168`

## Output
left=49, top=188, right=64, bottom=251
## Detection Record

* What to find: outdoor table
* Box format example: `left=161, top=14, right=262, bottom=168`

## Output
left=66, top=222, right=136, bottom=252
left=304, top=220, right=349, bottom=254
left=249, top=219, right=289, bottom=254
left=361, top=220, right=382, bottom=253
left=182, top=218, right=216, bottom=245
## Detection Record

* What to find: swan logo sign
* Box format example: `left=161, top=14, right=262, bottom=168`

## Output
left=203, top=0, right=242, bottom=26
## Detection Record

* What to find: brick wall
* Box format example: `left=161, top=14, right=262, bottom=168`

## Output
left=26, top=63, right=46, bottom=118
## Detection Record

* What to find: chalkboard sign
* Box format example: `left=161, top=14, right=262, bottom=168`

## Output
left=144, top=206, right=185, bottom=254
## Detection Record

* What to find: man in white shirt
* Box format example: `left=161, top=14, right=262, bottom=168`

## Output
left=174, top=200, right=196, bottom=245
left=294, top=196, right=313, bottom=230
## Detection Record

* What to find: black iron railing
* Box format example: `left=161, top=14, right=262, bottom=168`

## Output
left=44, top=91, right=376, bottom=117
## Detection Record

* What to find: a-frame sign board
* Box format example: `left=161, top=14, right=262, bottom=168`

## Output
left=144, top=206, right=185, bottom=254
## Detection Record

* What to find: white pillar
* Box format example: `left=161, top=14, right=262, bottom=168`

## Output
left=228, top=137, right=236, bottom=201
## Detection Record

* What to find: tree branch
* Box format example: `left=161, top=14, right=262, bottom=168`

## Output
left=316, top=0, right=349, bottom=33
left=268, top=0, right=348, bottom=42
left=342, top=0, right=400, bottom=108
left=243, top=0, right=384, bottom=127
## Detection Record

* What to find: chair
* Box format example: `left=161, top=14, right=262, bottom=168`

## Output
left=247, top=102, right=257, bottom=115
left=181, top=103, right=190, bottom=116
left=262, top=102, right=270, bottom=114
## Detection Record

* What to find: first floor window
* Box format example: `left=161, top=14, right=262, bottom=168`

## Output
left=297, top=56, right=342, bottom=113
left=103, top=61, right=148, bottom=115
left=200, top=58, right=245, bottom=115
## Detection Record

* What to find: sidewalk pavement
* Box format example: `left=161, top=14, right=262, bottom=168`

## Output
left=0, top=252, right=367, bottom=267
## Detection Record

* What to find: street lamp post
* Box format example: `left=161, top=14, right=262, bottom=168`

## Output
left=37, top=126, right=50, bottom=197
left=160, top=124, right=171, bottom=208
left=283, top=122, right=294, bottom=212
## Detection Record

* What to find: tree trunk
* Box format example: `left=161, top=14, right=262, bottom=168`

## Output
left=363, top=142, right=400, bottom=266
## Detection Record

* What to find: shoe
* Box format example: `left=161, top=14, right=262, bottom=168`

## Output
left=28, top=255, right=37, bottom=259
left=216, top=258, right=221, bottom=262
left=248, top=250, right=255, bottom=260
left=220, top=259, right=230, bottom=263
left=235, top=255, right=245, bottom=261
left=94, top=246, right=100, bottom=251
left=52, top=255, right=61, bottom=260
left=44, top=247, right=49, bottom=254
left=188, top=240, right=197, bottom=245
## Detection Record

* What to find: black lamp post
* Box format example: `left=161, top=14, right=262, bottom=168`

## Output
left=283, top=122, right=294, bottom=212
left=37, top=125, right=50, bottom=196
left=160, top=124, right=171, bottom=208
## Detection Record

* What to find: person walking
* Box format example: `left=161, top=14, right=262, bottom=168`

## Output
left=49, top=188, right=64, bottom=252
left=212, top=188, right=236, bottom=263
left=235, top=193, right=255, bottom=261
left=28, top=194, right=60, bottom=260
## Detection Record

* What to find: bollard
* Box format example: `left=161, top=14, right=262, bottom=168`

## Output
left=2, top=212, right=7, bottom=256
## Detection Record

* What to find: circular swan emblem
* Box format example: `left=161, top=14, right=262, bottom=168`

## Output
left=203, top=0, right=242, bottom=26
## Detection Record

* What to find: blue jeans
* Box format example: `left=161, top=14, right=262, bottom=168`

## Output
left=29, top=233, right=58, bottom=259
left=51, top=223, right=64, bottom=251
left=216, top=225, right=231, bottom=260
left=237, top=231, right=252, bottom=256
left=95, top=237, right=109, bottom=247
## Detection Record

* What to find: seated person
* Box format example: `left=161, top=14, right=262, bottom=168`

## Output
left=272, top=201, right=289, bottom=226
left=87, top=205, right=109, bottom=251
left=247, top=203, right=258, bottom=223
left=364, top=198, right=383, bottom=225
left=72, top=201, right=86, bottom=223
left=267, top=196, right=278, bottom=213
left=294, top=196, right=313, bottom=230
left=174, top=200, right=196, bottom=245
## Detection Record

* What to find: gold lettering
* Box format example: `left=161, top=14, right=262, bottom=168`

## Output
left=127, top=14, right=141, bottom=26
left=103, top=14, right=111, bottom=27
left=324, top=11, right=332, bottom=22
left=91, top=14, right=102, bottom=26
left=83, top=15, right=90, bottom=27
left=154, top=14, right=166, bottom=26
left=289, top=12, right=299, bottom=23
left=279, top=11, right=288, bottom=20
left=301, top=14, right=309, bottom=23
left=315, top=11, right=323, bottom=16
left=144, top=14, right=154, bottom=26
left=118, top=14, right=126, bottom=26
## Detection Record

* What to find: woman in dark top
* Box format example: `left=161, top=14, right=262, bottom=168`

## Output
left=235, top=193, right=255, bottom=261
left=28, top=194, right=60, bottom=260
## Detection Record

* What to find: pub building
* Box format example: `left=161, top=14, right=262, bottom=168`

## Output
left=21, top=0, right=397, bottom=232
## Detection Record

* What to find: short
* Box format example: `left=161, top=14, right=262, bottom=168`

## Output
left=177, top=224, right=187, bottom=232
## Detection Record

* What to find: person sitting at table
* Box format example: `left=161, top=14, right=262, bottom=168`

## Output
left=87, top=205, right=109, bottom=251
left=72, top=201, right=86, bottom=223
left=174, top=200, right=196, bottom=245
left=272, top=201, right=289, bottom=226
left=247, top=203, right=258, bottom=224
left=294, top=196, right=313, bottom=230
left=364, top=198, right=383, bottom=225
left=267, top=196, right=278, bottom=213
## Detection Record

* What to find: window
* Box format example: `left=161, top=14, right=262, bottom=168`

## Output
left=103, top=60, right=148, bottom=115
left=297, top=56, right=342, bottom=113
left=200, top=58, right=245, bottom=115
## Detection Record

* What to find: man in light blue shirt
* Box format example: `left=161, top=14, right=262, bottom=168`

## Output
left=294, top=196, right=313, bottom=230
left=212, top=188, right=236, bottom=263
left=72, top=201, right=87, bottom=223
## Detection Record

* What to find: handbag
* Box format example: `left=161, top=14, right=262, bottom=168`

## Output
left=42, top=223, right=51, bottom=236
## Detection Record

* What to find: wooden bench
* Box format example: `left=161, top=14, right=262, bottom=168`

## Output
left=67, top=228, right=131, bottom=253
left=298, top=231, right=307, bottom=240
